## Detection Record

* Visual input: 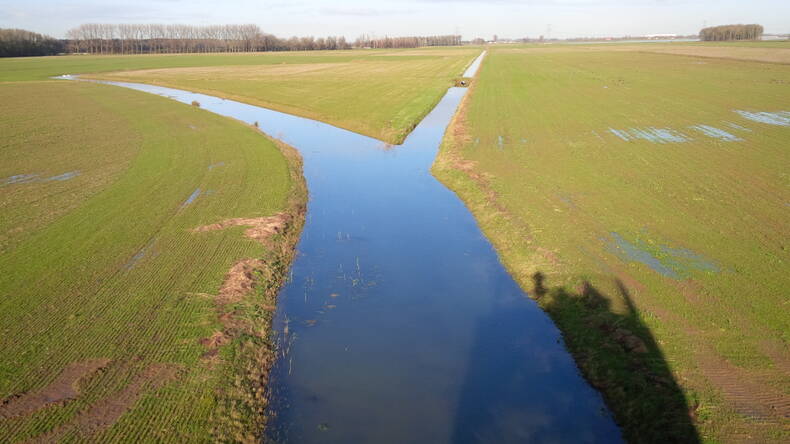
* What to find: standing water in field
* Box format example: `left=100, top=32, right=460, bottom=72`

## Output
left=60, top=58, right=621, bottom=443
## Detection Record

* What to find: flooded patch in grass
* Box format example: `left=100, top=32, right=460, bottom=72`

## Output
left=690, top=125, right=743, bottom=142
left=660, top=245, right=720, bottom=273
left=124, top=251, right=146, bottom=270
left=1, top=173, right=39, bottom=187
left=1, top=171, right=79, bottom=187
left=609, top=127, right=690, bottom=144
left=609, top=128, right=631, bottom=142
left=608, top=232, right=718, bottom=279
left=43, top=171, right=80, bottom=182
left=122, top=238, right=159, bottom=271
left=609, top=233, right=680, bottom=278
left=497, top=135, right=505, bottom=150
left=180, top=188, right=201, bottom=208
left=725, top=122, right=752, bottom=132
left=208, top=162, right=225, bottom=171
left=735, top=110, right=790, bottom=126
left=123, top=249, right=147, bottom=271
left=556, top=194, right=577, bottom=209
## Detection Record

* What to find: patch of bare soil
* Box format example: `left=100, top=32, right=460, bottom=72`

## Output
left=30, top=364, right=179, bottom=443
left=0, top=359, right=110, bottom=419
left=192, top=214, right=289, bottom=246
left=191, top=212, right=296, bottom=360
left=199, top=330, right=232, bottom=360
left=197, top=258, right=268, bottom=360
left=217, top=259, right=267, bottom=306
left=192, top=214, right=290, bottom=360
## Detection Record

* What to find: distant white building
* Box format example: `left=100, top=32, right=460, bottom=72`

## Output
left=645, top=34, right=678, bottom=39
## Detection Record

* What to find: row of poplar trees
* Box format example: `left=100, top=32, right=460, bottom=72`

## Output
left=699, top=24, right=764, bottom=41
left=354, top=34, right=462, bottom=49
left=65, top=24, right=351, bottom=54
left=64, top=24, right=461, bottom=55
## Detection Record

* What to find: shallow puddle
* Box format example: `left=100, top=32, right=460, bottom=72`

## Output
left=609, top=233, right=680, bottom=278
left=735, top=110, right=790, bottom=126
left=725, top=122, right=752, bottom=133
left=1, top=171, right=79, bottom=187
left=608, top=232, right=718, bottom=279
left=609, top=127, right=689, bottom=144
left=180, top=188, right=201, bottom=208
left=43, top=171, right=80, bottom=182
left=690, top=125, right=743, bottom=142
left=62, top=66, right=621, bottom=443
left=1, top=174, right=39, bottom=187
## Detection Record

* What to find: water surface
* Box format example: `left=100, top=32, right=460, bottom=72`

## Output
left=463, top=51, right=487, bottom=78
left=62, top=67, right=621, bottom=443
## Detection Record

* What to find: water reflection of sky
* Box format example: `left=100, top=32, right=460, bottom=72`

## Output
left=73, top=74, right=622, bottom=444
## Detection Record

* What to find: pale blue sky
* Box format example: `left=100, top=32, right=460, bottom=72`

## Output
left=2, top=0, right=788, bottom=40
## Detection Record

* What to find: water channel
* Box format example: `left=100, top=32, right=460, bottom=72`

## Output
left=60, top=52, right=622, bottom=443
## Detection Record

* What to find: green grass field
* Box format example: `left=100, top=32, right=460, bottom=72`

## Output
left=0, top=51, right=369, bottom=82
left=85, top=48, right=477, bottom=143
left=434, top=45, right=789, bottom=442
left=0, top=80, right=305, bottom=442
left=0, top=48, right=479, bottom=144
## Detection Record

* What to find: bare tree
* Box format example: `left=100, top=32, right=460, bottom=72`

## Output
left=64, top=23, right=461, bottom=54
left=700, top=24, right=764, bottom=41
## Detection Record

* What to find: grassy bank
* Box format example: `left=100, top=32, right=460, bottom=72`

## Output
left=0, top=48, right=480, bottom=144
left=434, top=44, right=789, bottom=442
left=0, top=80, right=305, bottom=442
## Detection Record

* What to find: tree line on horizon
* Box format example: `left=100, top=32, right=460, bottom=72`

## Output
left=0, top=29, right=64, bottom=57
left=65, top=24, right=350, bottom=54
left=699, top=24, right=763, bottom=41
left=0, top=24, right=466, bottom=57
left=354, top=34, right=461, bottom=49
left=63, top=24, right=461, bottom=55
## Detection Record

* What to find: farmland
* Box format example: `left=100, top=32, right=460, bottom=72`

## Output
left=434, top=44, right=789, bottom=442
left=2, top=32, right=788, bottom=442
left=84, top=48, right=475, bottom=143
left=0, top=80, right=305, bottom=441
left=0, top=47, right=478, bottom=144
left=0, top=47, right=481, bottom=442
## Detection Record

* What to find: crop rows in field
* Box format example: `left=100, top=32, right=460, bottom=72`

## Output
left=0, top=80, right=300, bottom=442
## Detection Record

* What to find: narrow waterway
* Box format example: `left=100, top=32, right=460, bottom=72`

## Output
left=463, top=50, right=487, bottom=77
left=60, top=54, right=622, bottom=443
